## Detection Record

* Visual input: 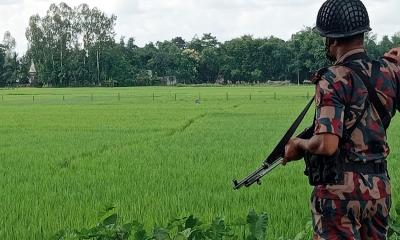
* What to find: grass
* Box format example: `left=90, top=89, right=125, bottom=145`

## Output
left=0, top=86, right=398, bottom=239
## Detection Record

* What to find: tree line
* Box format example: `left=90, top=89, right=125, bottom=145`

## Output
left=1, top=2, right=399, bottom=87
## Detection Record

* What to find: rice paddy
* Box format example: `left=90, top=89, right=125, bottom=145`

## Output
left=0, top=86, right=399, bottom=239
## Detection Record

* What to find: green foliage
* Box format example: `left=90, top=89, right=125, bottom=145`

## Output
left=147, top=215, right=234, bottom=240
left=53, top=209, right=272, bottom=240
left=41, top=199, right=400, bottom=240
left=0, top=31, right=22, bottom=87
left=0, top=45, right=6, bottom=85
left=52, top=205, right=132, bottom=240
left=246, top=210, right=268, bottom=240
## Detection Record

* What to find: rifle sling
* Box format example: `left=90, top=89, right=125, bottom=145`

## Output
left=265, top=96, right=314, bottom=165
left=344, top=61, right=391, bottom=130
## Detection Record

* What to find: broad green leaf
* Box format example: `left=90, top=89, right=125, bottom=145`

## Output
left=153, top=227, right=171, bottom=240
left=132, top=221, right=148, bottom=240
left=206, top=217, right=233, bottom=239
left=174, top=229, right=192, bottom=240
left=167, top=217, right=187, bottom=231
left=135, top=229, right=148, bottom=240
left=185, top=216, right=201, bottom=229
left=188, top=229, right=207, bottom=240
left=246, top=210, right=268, bottom=240
left=103, top=213, right=118, bottom=226
left=122, top=223, right=133, bottom=233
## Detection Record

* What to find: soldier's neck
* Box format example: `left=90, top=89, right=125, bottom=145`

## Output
left=335, top=44, right=365, bottom=61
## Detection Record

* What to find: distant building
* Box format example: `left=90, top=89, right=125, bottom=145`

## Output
left=159, top=76, right=177, bottom=86
left=146, top=70, right=153, bottom=78
left=303, top=80, right=313, bottom=85
left=267, top=80, right=290, bottom=86
left=215, top=75, right=225, bottom=85
left=28, top=60, right=37, bottom=85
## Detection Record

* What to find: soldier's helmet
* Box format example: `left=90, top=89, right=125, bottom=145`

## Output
left=315, top=0, right=371, bottom=38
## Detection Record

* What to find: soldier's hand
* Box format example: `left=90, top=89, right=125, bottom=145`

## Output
left=283, top=138, right=303, bottom=166
left=384, top=48, right=400, bottom=64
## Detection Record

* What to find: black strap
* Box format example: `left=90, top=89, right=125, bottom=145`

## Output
left=345, top=61, right=391, bottom=130
left=346, top=100, right=369, bottom=134
left=265, top=96, right=314, bottom=164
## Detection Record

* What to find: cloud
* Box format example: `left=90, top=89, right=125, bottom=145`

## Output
left=0, top=0, right=23, bottom=6
left=114, top=0, right=322, bottom=46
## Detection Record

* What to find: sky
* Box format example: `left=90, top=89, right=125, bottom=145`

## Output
left=0, top=0, right=399, bottom=54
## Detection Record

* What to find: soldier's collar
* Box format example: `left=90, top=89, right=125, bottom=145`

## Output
left=311, top=49, right=370, bottom=84
left=335, top=48, right=369, bottom=65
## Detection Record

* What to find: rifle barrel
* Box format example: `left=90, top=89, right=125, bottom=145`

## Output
left=232, top=158, right=283, bottom=190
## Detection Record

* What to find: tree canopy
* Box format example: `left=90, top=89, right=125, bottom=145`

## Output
left=0, top=2, right=399, bottom=87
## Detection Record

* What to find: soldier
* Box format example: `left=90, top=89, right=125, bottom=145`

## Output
left=283, top=0, right=400, bottom=239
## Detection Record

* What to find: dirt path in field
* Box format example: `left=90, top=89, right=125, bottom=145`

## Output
left=168, top=113, right=207, bottom=136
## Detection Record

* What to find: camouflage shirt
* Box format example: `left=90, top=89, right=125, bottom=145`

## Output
left=312, top=48, right=400, bottom=200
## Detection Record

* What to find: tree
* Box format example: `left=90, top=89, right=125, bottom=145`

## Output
left=379, top=36, right=394, bottom=57
left=20, top=3, right=400, bottom=87
left=2, top=31, right=16, bottom=58
left=0, top=45, right=6, bottom=86
left=171, top=37, right=186, bottom=49
left=1, top=32, right=19, bottom=86
left=392, top=33, right=400, bottom=47
left=220, top=35, right=266, bottom=82
left=287, top=27, right=327, bottom=83
left=2, top=53, right=19, bottom=85
left=192, top=34, right=221, bottom=83
left=127, top=37, right=136, bottom=49
left=25, top=2, right=117, bottom=86
left=178, top=49, right=200, bottom=84
left=364, top=33, right=380, bottom=59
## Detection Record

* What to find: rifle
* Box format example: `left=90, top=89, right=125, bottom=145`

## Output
left=233, top=97, right=315, bottom=190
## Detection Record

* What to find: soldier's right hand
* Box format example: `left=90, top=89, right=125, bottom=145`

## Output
left=283, top=138, right=304, bottom=165
left=384, top=48, right=400, bottom=64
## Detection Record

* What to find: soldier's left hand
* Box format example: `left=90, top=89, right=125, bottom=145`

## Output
left=283, top=138, right=303, bottom=165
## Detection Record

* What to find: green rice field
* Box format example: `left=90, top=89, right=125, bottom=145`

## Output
left=0, top=86, right=399, bottom=239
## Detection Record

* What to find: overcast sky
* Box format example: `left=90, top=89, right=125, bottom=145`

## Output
left=0, top=0, right=399, bottom=54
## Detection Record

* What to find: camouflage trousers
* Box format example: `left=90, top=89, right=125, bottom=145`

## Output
left=311, top=194, right=391, bottom=240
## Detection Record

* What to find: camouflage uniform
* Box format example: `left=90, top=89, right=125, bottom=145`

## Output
left=311, top=49, right=400, bottom=240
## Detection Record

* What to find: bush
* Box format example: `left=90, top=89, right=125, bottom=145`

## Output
left=52, top=208, right=269, bottom=240
left=53, top=204, right=400, bottom=240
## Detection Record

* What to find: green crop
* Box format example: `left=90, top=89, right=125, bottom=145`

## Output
left=0, top=86, right=399, bottom=239
left=52, top=207, right=270, bottom=240
left=50, top=205, right=400, bottom=240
